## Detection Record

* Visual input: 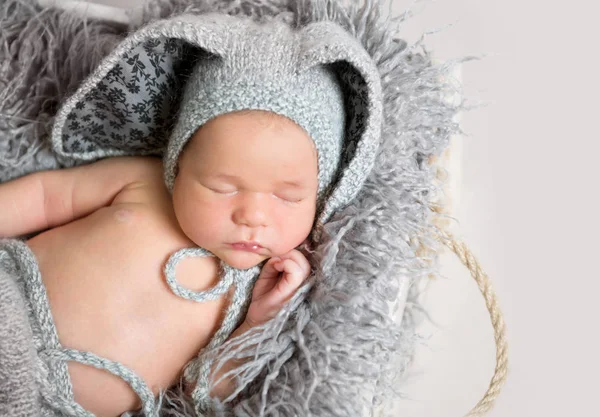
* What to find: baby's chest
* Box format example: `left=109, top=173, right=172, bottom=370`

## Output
left=28, top=204, right=227, bottom=383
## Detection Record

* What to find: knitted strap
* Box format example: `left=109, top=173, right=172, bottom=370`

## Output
left=164, top=247, right=233, bottom=301
left=436, top=230, right=509, bottom=416
left=164, top=247, right=260, bottom=413
left=188, top=269, right=259, bottom=414
left=34, top=357, right=94, bottom=417
left=40, top=348, right=158, bottom=416
left=1, top=239, right=75, bottom=406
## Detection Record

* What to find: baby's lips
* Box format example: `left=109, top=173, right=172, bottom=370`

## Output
left=230, top=241, right=264, bottom=252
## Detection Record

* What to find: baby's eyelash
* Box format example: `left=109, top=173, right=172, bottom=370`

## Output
left=274, top=194, right=303, bottom=204
left=210, top=187, right=238, bottom=195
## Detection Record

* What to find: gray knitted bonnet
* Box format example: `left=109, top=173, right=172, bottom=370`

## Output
left=51, top=13, right=382, bottom=224
left=164, top=50, right=346, bottom=200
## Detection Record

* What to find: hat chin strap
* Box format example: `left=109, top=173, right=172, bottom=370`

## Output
left=163, top=246, right=261, bottom=413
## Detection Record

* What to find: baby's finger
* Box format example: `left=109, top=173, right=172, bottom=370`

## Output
left=267, top=261, right=304, bottom=306
left=295, top=251, right=311, bottom=277
left=259, top=257, right=282, bottom=280
left=279, top=258, right=307, bottom=289
left=282, top=249, right=311, bottom=277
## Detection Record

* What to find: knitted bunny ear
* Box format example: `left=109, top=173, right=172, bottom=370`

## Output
left=51, top=14, right=382, bottom=223
left=50, top=14, right=236, bottom=162
left=294, top=21, right=383, bottom=223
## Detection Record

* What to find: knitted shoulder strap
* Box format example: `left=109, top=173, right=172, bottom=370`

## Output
left=437, top=230, right=509, bottom=417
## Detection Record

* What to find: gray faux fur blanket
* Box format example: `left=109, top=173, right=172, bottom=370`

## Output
left=0, top=0, right=462, bottom=416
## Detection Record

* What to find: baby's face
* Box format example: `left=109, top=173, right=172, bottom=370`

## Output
left=173, top=111, right=318, bottom=269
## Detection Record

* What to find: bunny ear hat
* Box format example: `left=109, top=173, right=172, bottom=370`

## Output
left=0, top=1, right=462, bottom=416
left=51, top=13, right=382, bottom=225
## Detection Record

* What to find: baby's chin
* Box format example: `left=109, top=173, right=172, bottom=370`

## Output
left=217, top=249, right=269, bottom=270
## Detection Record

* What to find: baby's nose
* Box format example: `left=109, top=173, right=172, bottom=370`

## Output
left=232, top=193, right=268, bottom=227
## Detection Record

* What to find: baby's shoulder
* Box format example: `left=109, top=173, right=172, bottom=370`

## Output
left=106, top=156, right=170, bottom=206
left=104, top=155, right=164, bottom=181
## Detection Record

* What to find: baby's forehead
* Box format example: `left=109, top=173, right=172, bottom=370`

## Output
left=181, top=114, right=316, bottom=171
left=187, top=111, right=317, bottom=152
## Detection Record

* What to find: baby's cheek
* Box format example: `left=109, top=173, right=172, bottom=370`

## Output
left=187, top=200, right=227, bottom=231
left=274, top=211, right=313, bottom=252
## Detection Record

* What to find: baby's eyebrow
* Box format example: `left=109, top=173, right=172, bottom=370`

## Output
left=212, top=173, right=238, bottom=181
left=279, top=180, right=306, bottom=188
left=210, top=173, right=312, bottom=189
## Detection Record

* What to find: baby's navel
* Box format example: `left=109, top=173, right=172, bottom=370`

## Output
left=114, top=208, right=133, bottom=223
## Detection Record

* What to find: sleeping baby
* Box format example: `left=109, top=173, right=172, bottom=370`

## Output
left=0, top=34, right=345, bottom=417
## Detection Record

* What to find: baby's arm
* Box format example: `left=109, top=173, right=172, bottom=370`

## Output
left=209, top=249, right=311, bottom=400
left=0, top=157, right=160, bottom=238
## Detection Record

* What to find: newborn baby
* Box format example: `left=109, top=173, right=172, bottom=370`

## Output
left=1, top=110, right=316, bottom=416
left=0, top=50, right=345, bottom=416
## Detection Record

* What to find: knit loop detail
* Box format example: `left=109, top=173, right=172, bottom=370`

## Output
left=164, top=247, right=234, bottom=301
left=40, top=348, right=158, bottom=416
left=35, top=354, right=94, bottom=417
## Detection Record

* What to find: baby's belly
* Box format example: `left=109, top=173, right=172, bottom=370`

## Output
left=27, top=204, right=225, bottom=415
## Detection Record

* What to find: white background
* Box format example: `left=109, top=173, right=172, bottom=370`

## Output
left=61, top=1, right=600, bottom=415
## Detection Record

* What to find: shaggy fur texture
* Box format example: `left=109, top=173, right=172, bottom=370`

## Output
left=0, top=1, right=464, bottom=416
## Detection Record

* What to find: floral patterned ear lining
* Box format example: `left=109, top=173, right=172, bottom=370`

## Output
left=60, top=38, right=197, bottom=157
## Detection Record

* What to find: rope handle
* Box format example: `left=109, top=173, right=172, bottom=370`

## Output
left=437, top=230, right=509, bottom=416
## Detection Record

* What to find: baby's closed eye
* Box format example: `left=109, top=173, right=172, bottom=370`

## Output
left=208, top=186, right=238, bottom=195
left=273, top=193, right=304, bottom=203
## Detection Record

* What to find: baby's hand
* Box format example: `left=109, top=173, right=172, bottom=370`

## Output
left=244, top=249, right=310, bottom=328
left=203, top=249, right=310, bottom=400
